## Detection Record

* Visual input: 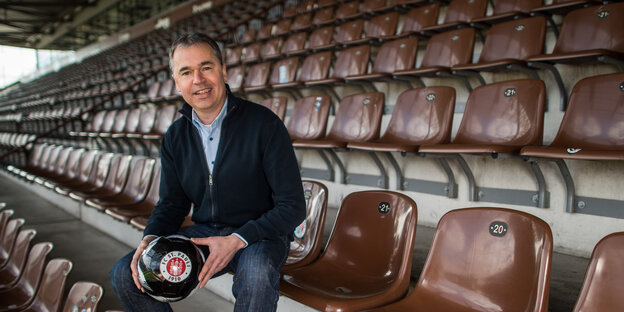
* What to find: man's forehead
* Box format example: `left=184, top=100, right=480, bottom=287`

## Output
left=172, top=43, right=219, bottom=68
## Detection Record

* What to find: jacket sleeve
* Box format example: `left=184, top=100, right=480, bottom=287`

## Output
left=143, top=130, right=192, bottom=237
left=234, top=117, right=307, bottom=245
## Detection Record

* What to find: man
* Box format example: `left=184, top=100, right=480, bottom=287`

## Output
left=110, top=32, right=306, bottom=312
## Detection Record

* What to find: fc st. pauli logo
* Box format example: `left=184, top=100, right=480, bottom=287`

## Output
left=160, top=251, right=192, bottom=283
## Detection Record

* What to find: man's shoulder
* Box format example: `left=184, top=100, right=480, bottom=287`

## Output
left=230, top=95, right=281, bottom=123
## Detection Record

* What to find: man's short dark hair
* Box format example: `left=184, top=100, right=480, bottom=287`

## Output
left=169, top=32, right=223, bottom=72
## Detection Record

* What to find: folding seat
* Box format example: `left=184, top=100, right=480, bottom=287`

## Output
left=306, top=26, right=335, bottom=51
left=293, top=92, right=384, bottom=184
left=572, top=232, right=624, bottom=312
left=370, top=207, right=552, bottom=312
left=89, top=109, right=118, bottom=138
left=242, top=61, right=272, bottom=94
left=258, top=97, right=288, bottom=121
left=69, top=109, right=106, bottom=137
left=520, top=73, right=624, bottom=213
left=281, top=32, right=308, bottom=56
left=0, top=218, right=24, bottom=269
left=99, top=108, right=129, bottom=138
left=419, top=79, right=546, bottom=204
left=0, top=229, right=36, bottom=290
left=68, top=154, right=133, bottom=203
left=0, top=242, right=53, bottom=311
left=240, top=42, right=262, bottom=64
left=0, top=209, right=13, bottom=240
left=396, top=3, right=439, bottom=37
left=291, top=12, right=313, bottom=32
left=452, top=16, right=546, bottom=89
left=62, top=281, right=104, bottom=312
left=225, top=46, right=243, bottom=66
left=256, top=23, right=273, bottom=41
left=129, top=80, right=161, bottom=105
left=282, top=180, right=328, bottom=271
left=14, top=258, right=72, bottom=312
left=47, top=150, right=100, bottom=191
left=393, top=28, right=475, bottom=91
left=41, top=148, right=86, bottom=189
left=33, top=146, right=76, bottom=186
left=105, top=160, right=161, bottom=223
left=84, top=157, right=155, bottom=211
left=142, top=104, right=177, bottom=141
left=152, top=79, right=180, bottom=103
left=6, top=143, right=46, bottom=178
left=334, top=19, right=365, bottom=46
left=419, top=0, right=488, bottom=35
left=273, top=18, right=293, bottom=37
left=228, top=28, right=256, bottom=47
left=318, top=0, right=338, bottom=8
left=280, top=190, right=417, bottom=311
left=344, top=37, right=418, bottom=89
left=283, top=5, right=298, bottom=19
left=335, top=0, right=363, bottom=21
left=227, top=66, right=246, bottom=93
left=286, top=95, right=332, bottom=141
left=348, top=87, right=455, bottom=191
left=339, top=11, right=400, bottom=46
left=305, top=45, right=371, bottom=99
left=260, top=37, right=284, bottom=60
left=27, top=145, right=64, bottom=183
left=55, top=153, right=115, bottom=197
left=527, top=2, right=624, bottom=110
left=312, top=6, right=336, bottom=26
left=471, top=0, right=543, bottom=25
left=531, top=0, right=601, bottom=17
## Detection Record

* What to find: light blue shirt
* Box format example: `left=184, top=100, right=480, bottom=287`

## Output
left=191, top=99, right=248, bottom=247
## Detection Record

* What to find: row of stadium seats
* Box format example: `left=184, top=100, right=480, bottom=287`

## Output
left=0, top=208, right=103, bottom=311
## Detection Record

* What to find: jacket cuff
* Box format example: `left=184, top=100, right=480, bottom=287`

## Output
left=235, top=223, right=259, bottom=246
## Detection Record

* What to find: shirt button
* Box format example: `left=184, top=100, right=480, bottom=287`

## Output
left=209, top=137, right=213, bottom=141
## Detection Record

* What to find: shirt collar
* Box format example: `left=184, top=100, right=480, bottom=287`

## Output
left=191, top=98, right=228, bottom=129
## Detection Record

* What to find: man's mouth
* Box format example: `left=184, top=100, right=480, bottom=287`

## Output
left=195, top=88, right=212, bottom=95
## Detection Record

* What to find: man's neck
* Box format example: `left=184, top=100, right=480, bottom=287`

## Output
left=195, top=100, right=225, bottom=125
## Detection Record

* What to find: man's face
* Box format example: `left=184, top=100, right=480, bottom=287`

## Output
left=171, top=43, right=227, bottom=118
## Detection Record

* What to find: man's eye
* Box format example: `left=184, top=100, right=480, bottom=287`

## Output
left=202, top=67, right=212, bottom=71
left=180, top=71, right=190, bottom=76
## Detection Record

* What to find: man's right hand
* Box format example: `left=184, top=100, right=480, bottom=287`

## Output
left=130, top=235, right=157, bottom=292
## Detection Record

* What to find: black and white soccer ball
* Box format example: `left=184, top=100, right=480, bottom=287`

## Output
left=137, top=234, right=206, bottom=302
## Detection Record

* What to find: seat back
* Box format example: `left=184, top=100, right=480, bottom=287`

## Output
left=111, top=108, right=129, bottom=133
left=573, top=232, right=624, bottom=312
left=241, top=42, right=261, bottom=63
left=33, top=144, right=54, bottom=171
left=104, top=154, right=133, bottom=195
left=243, top=62, right=271, bottom=88
left=273, top=19, right=292, bottom=36
left=312, top=191, right=417, bottom=292
left=382, top=87, right=456, bottom=145
left=121, top=157, right=155, bottom=202
left=291, top=13, right=312, bottom=32
left=308, top=26, right=334, bottom=50
left=442, top=0, right=488, bottom=24
left=282, top=32, right=308, bottom=55
left=312, top=7, right=334, bottom=25
left=283, top=180, right=328, bottom=271
left=225, top=46, right=242, bottom=66
left=553, top=3, right=624, bottom=54
left=372, top=37, right=418, bottom=74
left=269, top=57, right=300, bottom=85
left=259, top=97, right=288, bottom=121
left=0, top=218, right=25, bottom=266
left=549, top=72, right=624, bottom=151
left=239, top=28, right=256, bottom=45
left=1, top=229, right=36, bottom=288
left=411, top=207, right=552, bottom=312
left=145, top=81, right=162, bottom=101
left=227, top=66, right=246, bottom=91
left=492, top=0, right=543, bottom=15
left=453, top=79, right=545, bottom=147
left=261, top=37, right=284, bottom=59
left=136, top=105, right=158, bottom=134
left=26, top=143, right=47, bottom=168
left=62, top=281, right=104, bottom=312
left=0, top=209, right=14, bottom=240
left=9, top=242, right=53, bottom=307
left=76, top=150, right=100, bottom=184
left=100, top=110, right=118, bottom=133
left=366, top=12, right=399, bottom=39
left=420, top=28, right=475, bottom=68
left=90, top=152, right=114, bottom=189
left=143, top=159, right=161, bottom=207
left=157, top=79, right=176, bottom=99
left=257, top=24, right=273, bottom=41
left=41, top=145, right=63, bottom=173
left=331, top=45, right=371, bottom=79
left=88, top=110, right=107, bottom=132
left=123, top=107, right=143, bottom=133
left=51, top=146, right=74, bottom=176
left=335, top=19, right=364, bottom=45
left=336, top=0, right=360, bottom=19
left=150, top=105, right=177, bottom=136
left=298, top=51, right=333, bottom=82
left=327, top=92, right=384, bottom=142
left=23, top=258, right=73, bottom=312
left=478, top=16, right=546, bottom=63
left=287, top=96, right=332, bottom=140
left=401, top=4, right=440, bottom=34
left=62, top=148, right=86, bottom=180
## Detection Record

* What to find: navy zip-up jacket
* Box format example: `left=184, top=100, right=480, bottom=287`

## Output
left=144, top=89, right=306, bottom=245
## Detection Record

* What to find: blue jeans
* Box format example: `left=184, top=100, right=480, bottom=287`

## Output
left=110, top=224, right=290, bottom=312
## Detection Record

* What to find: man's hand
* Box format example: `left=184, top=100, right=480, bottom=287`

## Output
left=130, top=236, right=157, bottom=292
left=191, top=235, right=246, bottom=288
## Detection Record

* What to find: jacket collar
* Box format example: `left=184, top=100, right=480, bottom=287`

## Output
left=179, top=83, right=237, bottom=121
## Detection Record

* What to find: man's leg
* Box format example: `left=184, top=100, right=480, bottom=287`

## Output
left=230, top=236, right=290, bottom=312
left=110, top=251, right=173, bottom=312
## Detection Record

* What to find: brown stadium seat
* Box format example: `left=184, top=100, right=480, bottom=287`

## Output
left=273, top=18, right=292, bottom=37
left=259, top=97, right=288, bottom=121
left=520, top=73, right=624, bottom=212
left=0, top=229, right=36, bottom=290
left=55, top=152, right=114, bottom=196
left=268, top=56, right=301, bottom=93
left=307, top=26, right=335, bottom=51
left=370, top=207, right=552, bottom=312
left=471, top=0, right=542, bottom=25
left=130, top=215, right=194, bottom=231
left=238, top=28, right=257, bottom=46
left=393, top=28, right=475, bottom=89
left=153, top=79, right=180, bottom=102
left=572, top=232, right=624, bottom=312
left=419, top=0, right=488, bottom=34
left=47, top=150, right=100, bottom=191
left=25, top=145, right=62, bottom=182
left=280, top=190, right=417, bottom=311
left=142, top=104, right=177, bottom=141
left=282, top=180, right=328, bottom=272
left=113, top=107, right=142, bottom=138
left=419, top=79, right=546, bottom=202
left=8, top=143, right=46, bottom=178
left=226, top=65, right=246, bottom=93
left=531, top=0, right=601, bottom=16
left=242, top=61, right=273, bottom=93
left=20, top=258, right=72, bottom=312
left=260, top=37, right=284, bottom=60
left=291, top=13, right=313, bottom=32
left=131, top=80, right=161, bottom=105
left=241, top=42, right=261, bottom=64
left=0, top=218, right=25, bottom=270
left=305, top=45, right=370, bottom=93
left=335, top=0, right=363, bottom=20
left=0, top=242, right=53, bottom=311
left=286, top=95, right=332, bottom=141
left=256, top=24, right=273, bottom=41
left=90, top=109, right=118, bottom=138
left=283, top=5, right=297, bottom=19
left=225, top=46, right=243, bottom=66
left=62, top=281, right=104, bottom=312
left=41, top=148, right=86, bottom=189
left=359, top=11, right=399, bottom=43
left=312, top=6, right=336, bottom=26
left=69, top=109, right=106, bottom=137
left=282, top=32, right=308, bottom=56
left=334, top=19, right=365, bottom=46
left=106, top=159, right=161, bottom=223
left=345, top=37, right=418, bottom=86
left=397, top=4, right=440, bottom=37
left=348, top=87, right=456, bottom=190
left=125, top=105, right=158, bottom=139
left=84, top=157, right=156, bottom=211
left=527, top=2, right=624, bottom=110
left=68, top=154, right=133, bottom=202
left=33, top=146, right=75, bottom=185
left=452, top=16, right=546, bottom=87
left=0, top=209, right=13, bottom=240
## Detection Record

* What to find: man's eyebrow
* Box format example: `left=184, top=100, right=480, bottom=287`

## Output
left=177, top=61, right=215, bottom=73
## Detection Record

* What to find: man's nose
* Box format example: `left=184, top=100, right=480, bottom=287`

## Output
left=193, top=71, right=205, bottom=84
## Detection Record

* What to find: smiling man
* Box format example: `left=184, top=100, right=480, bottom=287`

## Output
left=110, top=32, right=306, bottom=312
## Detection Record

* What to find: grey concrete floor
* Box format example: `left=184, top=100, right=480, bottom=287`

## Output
left=1, top=173, right=589, bottom=312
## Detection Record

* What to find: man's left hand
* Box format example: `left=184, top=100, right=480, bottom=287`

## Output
left=190, top=234, right=246, bottom=288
